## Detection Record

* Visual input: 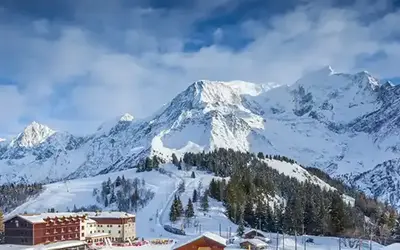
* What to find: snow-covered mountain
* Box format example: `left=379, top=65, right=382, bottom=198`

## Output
left=1, top=66, right=400, bottom=207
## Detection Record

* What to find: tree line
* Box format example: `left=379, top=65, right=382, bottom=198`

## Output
left=0, top=183, right=43, bottom=213
left=92, top=175, right=155, bottom=212
left=178, top=149, right=398, bottom=239
left=169, top=180, right=209, bottom=225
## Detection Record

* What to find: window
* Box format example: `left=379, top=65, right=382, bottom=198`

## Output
left=118, top=225, right=121, bottom=227
left=15, top=220, right=19, bottom=228
left=81, top=233, right=84, bottom=237
left=102, top=230, right=104, bottom=233
left=108, top=230, right=111, bottom=234
left=118, top=231, right=121, bottom=234
left=81, top=226, right=84, bottom=230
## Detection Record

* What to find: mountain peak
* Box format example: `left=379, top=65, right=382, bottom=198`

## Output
left=353, top=70, right=380, bottom=91
left=119, top=113, right=134, bottom=122
left=11, top=121, right=55, bottom=147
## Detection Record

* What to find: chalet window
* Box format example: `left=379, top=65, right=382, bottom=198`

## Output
left=81, top=233, right=84, bottom=237
left=81, top=226, right=84, bottom=230
left=15, top=220, right=19, bottom=228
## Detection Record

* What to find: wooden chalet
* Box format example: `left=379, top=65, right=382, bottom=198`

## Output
left=240, top=238, right=268, bottom=250
left=243, top=229, right=268, bottom=239
left=173, top=232, right=227, bottom=250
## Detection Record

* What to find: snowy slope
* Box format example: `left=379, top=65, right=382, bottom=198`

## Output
left=7, top=164, right=383, bottom=250
left=1, top=66, right=400, bottom=207
left=352, top=158, right=400, bottom=208
left=263, top=159, right=355, bottom=205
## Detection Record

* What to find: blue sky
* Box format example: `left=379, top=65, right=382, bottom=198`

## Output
left=0, top=0, right=400, bottom=137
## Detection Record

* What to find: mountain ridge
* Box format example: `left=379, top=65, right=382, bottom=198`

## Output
left=1, top=66, right=400, bottom=208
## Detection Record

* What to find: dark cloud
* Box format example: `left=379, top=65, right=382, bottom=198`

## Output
left=0, top=0, right=400, bottom=136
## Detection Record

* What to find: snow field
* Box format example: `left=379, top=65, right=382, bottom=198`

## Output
left=7, top=164, right=385, bottom=250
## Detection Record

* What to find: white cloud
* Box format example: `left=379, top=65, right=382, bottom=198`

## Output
left=0, top=1, right=399, bottom=137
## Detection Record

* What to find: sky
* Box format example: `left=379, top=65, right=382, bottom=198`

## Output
left=0, top=0, right=400, bottom=138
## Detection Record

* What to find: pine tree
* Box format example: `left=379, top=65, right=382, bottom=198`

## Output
left=244, top=200, right=255, bottom=228
left=109, top=190, right=117, bottom=204
left=104, top=196, right=109, bottom=207
left=152, top=156, right=160, bottom=169
left=257, top=152, right=265, bottom=159
left=185, top=198, right=195, bottom=218
left=191, top=171, right=196, bottom=178
left=201, top=190, right=209, bottom=212
left=330, top=192, right=346, bottom=235
left=237, top=215, right=245, bottom=236
left=266, top=204, right=276, bottom=232
left=169, top=198, right=178, bottom=222
left=172, top=153, right=179, bottom=166
left=304, top=197, right=317, bottom=234
left=177, top=196, right=184, bottom=217
left=115, top=176, right=122, bottom=187
left=192, top=189, right=198, bottom=203
left=255, top=199, right=267, bottom=231
left=145, top=157, right=153, bottom=171
left=178, top=159, right=182, bottom=170
left=178, top=181, right=185, bottom=194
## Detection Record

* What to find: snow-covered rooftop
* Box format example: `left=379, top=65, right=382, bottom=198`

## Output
left=7, top=213, right=83, bottom=224
left=173, top=232, right=227, bottom=249
left=85, top=211, right=135, bottom=219
left=6, top=211, right=135, bottom=224
left=243, top=228, right=267, bottom=236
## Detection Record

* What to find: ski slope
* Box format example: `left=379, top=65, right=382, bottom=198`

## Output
left=6, top=164, right=385, bottom=250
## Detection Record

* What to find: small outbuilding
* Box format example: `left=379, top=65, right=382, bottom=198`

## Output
left=243, top=229, right=268, bottom=239
left=240, top=238, right=268, bottom=250
left=173, top=232, right=227, bottom=250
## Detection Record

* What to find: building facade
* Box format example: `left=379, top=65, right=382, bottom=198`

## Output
left=4, top=212, right=136, bottom=246
left=4, top=213, right=85, bottom=245
left=88, top=212, right=135, bottom=243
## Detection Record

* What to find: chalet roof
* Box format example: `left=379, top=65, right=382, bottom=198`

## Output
left=5, top=213, right=84, bottom=224
left=173, top=232, right=227, bottom=250
left=243, top=228, right=267, bottom=236
left=241, top=238, right=268, bottom=247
